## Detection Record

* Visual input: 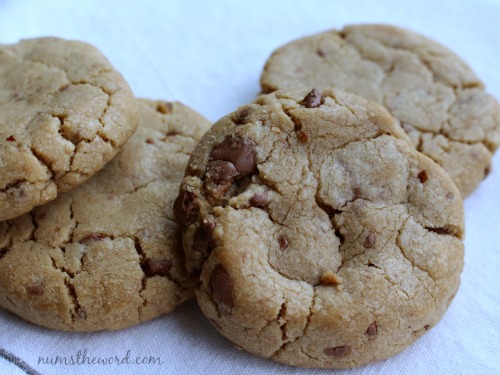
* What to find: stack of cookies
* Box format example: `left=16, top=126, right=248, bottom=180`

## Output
left=1, top=24, right=499, bottom=369
left=0, top=37, right=211, bottom=331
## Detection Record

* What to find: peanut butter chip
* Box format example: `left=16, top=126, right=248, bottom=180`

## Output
left=156, top=101, right=173, bottom=114
left=321, top=271, right=342, bottom=286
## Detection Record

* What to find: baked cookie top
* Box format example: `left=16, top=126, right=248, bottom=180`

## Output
left=0, top=99, right=211, bottom=331
left=175, top=88, right=464, bottom=368
left=260, top=24, right=500, bottom=197
left=0, top=37, right=138, bottom=221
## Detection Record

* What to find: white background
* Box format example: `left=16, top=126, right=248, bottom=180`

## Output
left=0, top=0, right=499, bottom=374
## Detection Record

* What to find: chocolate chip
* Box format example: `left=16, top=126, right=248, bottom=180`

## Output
left=324, top=345, right=352, bottom=358
left=278, top=235, right=289, bottom=250
left=156, top=102, right=173, bottom=114
left=146, top=138, right=154, bottom=144
left=250, top=192, right=270, bottom=208
left=141, top=259, right=172, bottom=277
left=300, top=88, right=325, bottom=108
left=316, top=49, right=326, bottom=57
left=363, top=232, right=376, bottom=248
left=366, top=322, right=378, bottom=338
left=210, top=264, right=234, bottom=316
left=232, top=107, right=252, bottom=125
left=424, top=324, right=431, bottom=330
left=26, top=282, right=45, bottom=297
left=166, top=130, right=179, bottom=136
left=209, top=136, right=257, bottom=176
left=80, top=233, right=107, bottom=242
left=296, top=130, right=309, bottom=142
left=418, top=170, right=428, bottom=183
left=446, top=192, right=454, bottom=200
left=173, top=190, right=199, bottom=227
left=206, top=161, right=239, bottom=184
left=6, top=135, right=16, bottom=142
left=192, top=219, right=216, bottom=259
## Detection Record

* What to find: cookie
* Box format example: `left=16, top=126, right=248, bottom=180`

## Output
left=0, top=37, right=138, bottom=221
left=175, top=88, right=464, bottom=368
left=260, top=24, right=500, bottom=197
left=0, top=99, right=211, bottom=331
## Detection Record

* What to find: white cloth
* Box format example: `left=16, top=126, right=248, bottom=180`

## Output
left=1, top=1, right=499, bottom=374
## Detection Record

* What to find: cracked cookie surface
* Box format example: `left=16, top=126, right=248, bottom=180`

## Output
left=0, top=99, right=211, bottom=331
left=0, top=37, right=138, bottom=221
left=175, top=88, right=464, bottom=368
left=260, top=24, right=500, bottom=197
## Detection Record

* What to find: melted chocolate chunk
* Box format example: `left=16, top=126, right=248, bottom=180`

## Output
left=300, top=88, right=325, bottom=108
left=366, top=322, right=378, bottom=338
left=363, top=232, right=376, bottom=248
left=141, top=259, right=172, bottom=277
left=210, top=264, right=234, bottom=315
left=232, top=107, right=252, bottom=125
left=26, top=283, right=45, bottom=297
left=324, top=345, right=352, bottom=358
left=250, top=192, right=270, bottom=208
left=278, top=235, right=289, bottom=250
left=209, top=136, right=257, bottom=175
left=206, top=160, right=239, bottom=184
left=418, top=170, right=428, bottom=183
left=173, top=190, right=199, bottom=227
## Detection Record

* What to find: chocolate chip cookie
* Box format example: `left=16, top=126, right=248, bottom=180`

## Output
left=0, top=99, right=210, bottom=331
left=175, top=88, right=464, bottom=368
left=260, top=24, right=500, bottom=197
left=0, top=37, right=138, bottom=221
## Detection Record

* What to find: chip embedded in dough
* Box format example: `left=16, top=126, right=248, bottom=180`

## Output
left=0, top=37, right=138, bottom=221
left=0, top=99, right=211, bottom=331
left=175, top=88, right=464, bottom=368
left=260, top=24, right=500, bottom=197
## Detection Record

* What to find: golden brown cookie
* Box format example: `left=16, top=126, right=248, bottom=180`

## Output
left=0, top=37, right=138, bottom=221
left=175, top=88, right=464, bottom=368
left=0, top=99, right=211, bottom=331
left=260, top=24, right=500, bottom=197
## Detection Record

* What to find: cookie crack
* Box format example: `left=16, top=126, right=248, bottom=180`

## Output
left=340, top=30, right=496, bottom=152
left=0, top=179, right=28, bottom=193
left=47, top=253, right=82, bottom=324
left=271, top=286, right=316, bottom=359
left=14, top=55, right=122, bottom=187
